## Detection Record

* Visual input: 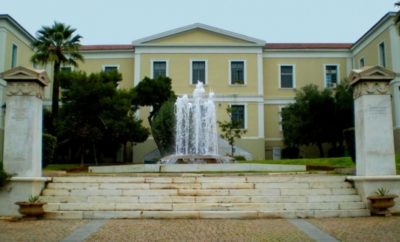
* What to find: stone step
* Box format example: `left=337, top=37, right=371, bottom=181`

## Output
left=40, top=194, right=362, bottom=203
left=51, top=175, right=349, bottom=184
left=44, top=209, right=370, bottom=219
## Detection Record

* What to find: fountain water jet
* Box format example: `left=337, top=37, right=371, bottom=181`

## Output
left=160, top=82, right=233, bottom=164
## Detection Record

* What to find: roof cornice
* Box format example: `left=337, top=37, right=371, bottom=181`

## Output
left=0, top=14, right=35, bottom=42
left=132, top=23, right=266, bottom=47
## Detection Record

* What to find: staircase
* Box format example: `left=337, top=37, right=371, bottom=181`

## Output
left=40, top=174, right=370, bottom=219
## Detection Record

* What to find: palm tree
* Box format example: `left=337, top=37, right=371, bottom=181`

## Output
left=31, top=22, right=83, bottom=119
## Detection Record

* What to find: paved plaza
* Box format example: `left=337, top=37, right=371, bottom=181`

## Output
left=1, top=217, right=400, bottom=242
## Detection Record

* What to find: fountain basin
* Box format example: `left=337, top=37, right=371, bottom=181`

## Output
left=159, top=154, right=234, bottom=164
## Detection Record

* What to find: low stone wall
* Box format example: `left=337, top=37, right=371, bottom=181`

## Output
left=89, top=164, right=306, bottom=173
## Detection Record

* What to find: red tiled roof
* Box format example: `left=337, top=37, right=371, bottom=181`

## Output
left=265, top=43, right=353, bottom=49
left=80, top=45, right=134, bottom=51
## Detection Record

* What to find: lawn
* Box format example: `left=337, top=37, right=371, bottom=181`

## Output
left=240, top=157, right=354, bottom=168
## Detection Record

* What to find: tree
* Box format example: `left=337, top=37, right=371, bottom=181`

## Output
left=56, top=71, right=149, bottom=164
left=31, top=22, right=83, bottom=121
left=218, top=107, right=247, bottom=156
left=152, top=100, right=175, bottom=155
left=281, top=84, right=336, bottom=157
left=132, top=76, right=176, bottom=156
left=281, top=83, right=354, bottom=157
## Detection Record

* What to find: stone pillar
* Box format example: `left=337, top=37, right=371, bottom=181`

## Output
left=350, top=66, right=396, bottom=176
left=1, top=67, right=49, bottom=177
left=347, top=66, right=400, bottom=214
left=0, top=67, right=50, bottom=217
left=390, top=77, right=400, bottom=152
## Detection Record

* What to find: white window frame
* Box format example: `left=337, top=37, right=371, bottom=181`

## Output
left=278, top=64, right=296, bottom=89
left=378, top=41, right=386, bottom=68
left=324, top=64, right=340, bottom=88
left=11, top=43, right=18, bottom=68
left=102, top=64, right=120, bottom=72
left=60, top=65, right=74, bottom=72
left=151, top=59, right=169, bottom=78
left=190, top=59, right=208, bottom=85
left=229, top=59, right=247, bottom=85
left=359, top=57, right=365, bottom=68
left=229, top=103, right=248, bottom=130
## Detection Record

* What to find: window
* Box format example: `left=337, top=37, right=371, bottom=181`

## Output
left=231, top=104, right=245, bottom=129
left=152, top=61, right=167, bottom=78
left=230, top=61, right=245, bottom=84
left=60, top=66, right=72, bottom=72
left=359, top=58, right=365, bottom=68
left=11, top=44, right=18, bottom=68
left=325, top=65, right=339, bottom=88
left=279, top=65, right=294, bottom=88
left=379, top=42, right=386, bottom=68
left=191, top=60, right=206, bottom=84
left=103, top=65, right=119, bottom=73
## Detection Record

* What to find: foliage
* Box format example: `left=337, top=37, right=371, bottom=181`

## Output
left=152, top=100, right=175, bottom=155
left=56, top=70, right=149, bottom=164
left=0, top=162, right=11, bottom=188
left=43, top=133, right=57, bottom=166
left=374, top=187, right=392, bottom=196
left=31, top=22, right=83, bottom=121
left=132, top=76, right=175, bottom=156
left=218, top=107, right=247, bottom=156
left=28, top=195, right=41, bottom=203
left=239, top=157, right=354, bottom=168
left=281, top=147, right=299, bottom=159
left=281, top=82, right=353, bottom=157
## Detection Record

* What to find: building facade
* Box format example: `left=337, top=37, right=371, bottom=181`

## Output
left=1, top=12, right=399, bottom=161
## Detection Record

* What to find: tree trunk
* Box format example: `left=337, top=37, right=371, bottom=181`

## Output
left=317, top=143, right=325, bottom=157
left=148, top=116, right=165, bottom=157
left=93, top=143, right=98, bottom=165
left=52, top=62, right=61, bottom=119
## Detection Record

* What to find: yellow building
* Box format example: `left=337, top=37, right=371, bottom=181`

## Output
left=1, top=12, right=399, bottom=161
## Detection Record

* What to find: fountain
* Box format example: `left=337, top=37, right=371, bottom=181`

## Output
left=160, top=82, right=233, bottom=164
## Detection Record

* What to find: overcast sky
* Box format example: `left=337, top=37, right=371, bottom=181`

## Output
left=1, top=0, right=398, bottom=45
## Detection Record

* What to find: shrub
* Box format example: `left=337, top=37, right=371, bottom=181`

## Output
left=0, top=162, right=11, bottom=188
left=281, top=147, right=299, bottom=159
left=43, top=133, right=57, bottom=166
left=234, top=155, right=246, bottom=161
left=343, top=128, right=355, bottom=163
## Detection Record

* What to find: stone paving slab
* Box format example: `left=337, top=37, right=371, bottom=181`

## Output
left=308, top=217, right=400, bottom=242
left=86, top=219, right=313, bottom=242
left=0, top=219, right=88, bottom=242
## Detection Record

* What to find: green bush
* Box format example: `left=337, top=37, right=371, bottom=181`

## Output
left=281, top=147, right=299, bottom=159
left=234, top=155, right=246, bottom=161
left=0, top=162, right=11, bottom=188
left=43, top=133, right=57, bottom=166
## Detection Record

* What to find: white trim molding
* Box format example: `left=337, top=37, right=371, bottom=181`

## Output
left=257, top=53, right=263, bottom=96
left=150, top=59, right=169, bottom=78
left=190, top=59, right=208, bottom=85
left=134, top=53, right=141, bottom=86
left=323, top=64, right=340, bottom=88
left=264, top=98, right=295, bottom=105
left=257, top=102, right=264, bottom=138
left=228, top=59, right=247, bottom=85
left=278, top=64, right=296, bottom=89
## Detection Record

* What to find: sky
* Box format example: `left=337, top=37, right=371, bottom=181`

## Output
left=1, top=0, right=398, bottom=45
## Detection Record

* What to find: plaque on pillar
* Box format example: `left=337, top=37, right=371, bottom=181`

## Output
left=349, top=66, right=396, bottom=176
left=0, top=67, right=49, bottom=177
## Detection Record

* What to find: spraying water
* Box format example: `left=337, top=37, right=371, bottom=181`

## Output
left=175, top=82, right=219, bottom=156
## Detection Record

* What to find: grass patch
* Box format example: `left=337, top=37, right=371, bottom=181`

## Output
left=44, top=164, right=84, bottom=171
left=240, top=157, right=354, bottom=168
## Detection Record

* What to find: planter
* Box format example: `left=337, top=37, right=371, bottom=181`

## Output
left=367, top=195, right=398, bottom=216
left=15, top=201, right=47, bottom=218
